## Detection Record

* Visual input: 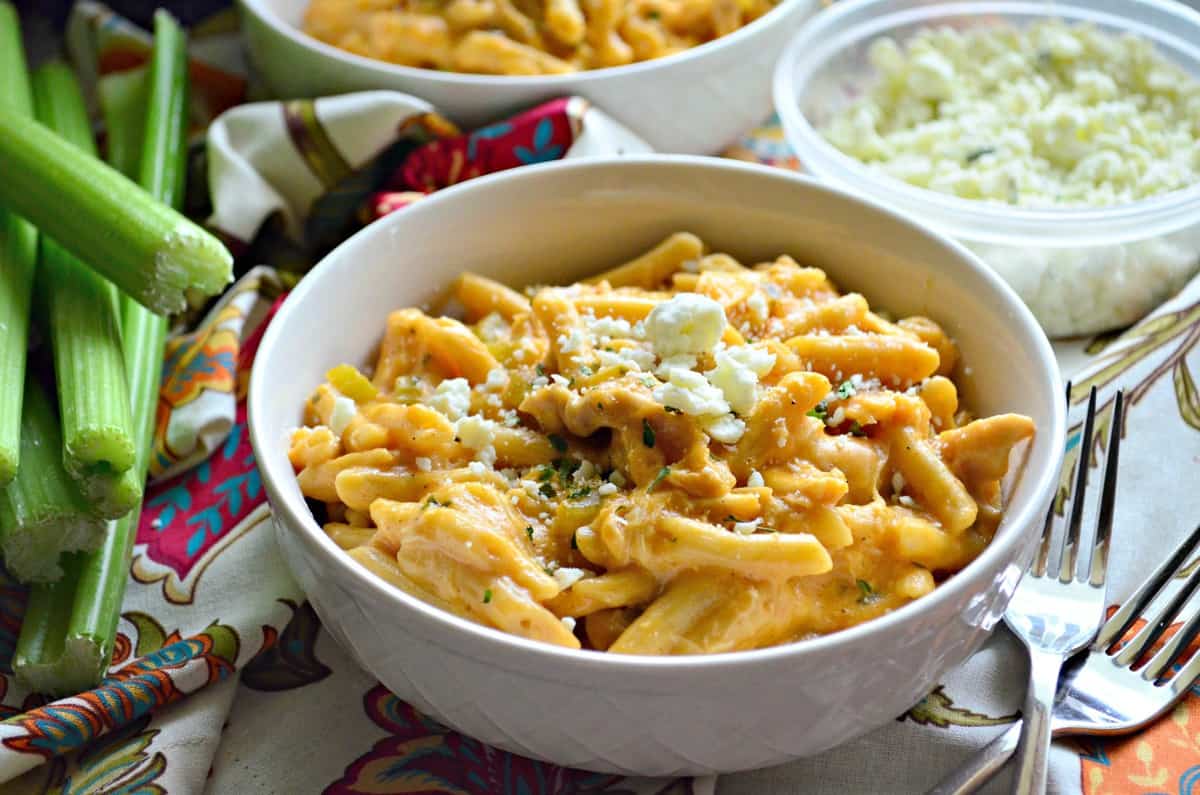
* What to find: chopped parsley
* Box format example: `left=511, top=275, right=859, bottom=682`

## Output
left=849, top=420, right=867, bottom=437
left=483, top=589, right=493, bottom=604
left=568, top=486, right=593, bottom=500
left=856, top=579, right=879, bottom=604
left=835, top=380, right=856, bottom=400
left=548, top=433, right=568, bottom=453
left=647, top=466, right=671, bottom=493
left=965, top=146, right=996, bottom=164
left=424, top=497, right=441, bottom=508
left=525, top=526, right=534, bottom=540
left=664, top=405, right=682, bottom=414
left=557, top=457, right=581, bottom=481
left=537, top=465, right=555, bottom=482
left=807, top=400, right=828, bottom=421
left=647, top=9, right=660, bottom=18
left=642, top=418, right=656, bottom=448
left=539, top=482, right=556, bottom=498
left=536, top=363, right=546, bottom=376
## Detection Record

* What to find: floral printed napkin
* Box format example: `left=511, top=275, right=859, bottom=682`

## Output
left=0, top=3, right=1197, bottom=794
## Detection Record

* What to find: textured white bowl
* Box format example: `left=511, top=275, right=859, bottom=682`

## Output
left=247, top=156, right=1065, bottom=776
left=237, top=0, right=818, bottom=154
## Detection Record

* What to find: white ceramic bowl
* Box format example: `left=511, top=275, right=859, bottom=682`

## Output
left=248, top=156, right=1065, bottom=776
left=237, top=0, right=819, bottom=154
left=773, top=0, right=1200, bottom=337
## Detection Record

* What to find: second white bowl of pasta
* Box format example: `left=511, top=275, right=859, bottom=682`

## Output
left=237, top=0, right=820, bottom=154
left=248, top=156, right=1064, bottom=775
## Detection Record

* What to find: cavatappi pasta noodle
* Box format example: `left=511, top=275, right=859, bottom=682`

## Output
left=303, top=0, right=779, bottom=74
left=290, top=233, right=1036, bottom=654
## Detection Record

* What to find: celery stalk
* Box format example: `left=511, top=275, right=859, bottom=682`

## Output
left=0, top=2, right=37, bottom=485
left=33, top=63, right=140, bottom=520
left=0, top=62, right=229, bottom=316
left=0, top=380, right=106, bottom=584
left=14, top=12, right=186, bottom=694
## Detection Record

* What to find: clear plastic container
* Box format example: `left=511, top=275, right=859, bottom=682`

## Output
left=773, top=0, right=1200, bottom=337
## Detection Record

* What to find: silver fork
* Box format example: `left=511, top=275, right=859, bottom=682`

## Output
left=1004, top=386, right=1121, bottom=795
left=930, top=520, right=1200, bottom=795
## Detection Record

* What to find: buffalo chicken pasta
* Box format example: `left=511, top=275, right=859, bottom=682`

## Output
left=290, top=233, right=1035, bottom=654
left=303, top=0, right=779, bottom=74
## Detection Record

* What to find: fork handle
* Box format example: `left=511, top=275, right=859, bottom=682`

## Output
left=1011, top=651, right=1063, bottom=795
left=925, top=722, right=1021, bottom=795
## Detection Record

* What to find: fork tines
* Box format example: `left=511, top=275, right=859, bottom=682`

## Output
left=1034, top=385, right=1123, bottom=583
left=1095, top=521, right=1200, bottom=689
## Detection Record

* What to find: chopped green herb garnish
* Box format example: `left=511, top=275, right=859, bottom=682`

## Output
left=965, top=146, right=995, bottom=164
left=596, top=401, right=604, bottom=411
left=647, top=9, right=660, bottom=18
left=664, top=406, right=682, bottom=414
left=540, top=482, right=556, bottom=498
left=849, top=420, right=867, bottom=437
left=482, top=588, right=493, bottom=604
left=536, top=363, right=546, bottom=376
left=579, top=365, right=593, bottom=376
left=548, top=433, right=568, bottom=453
left=557, top=457, right=581, bottom=481
left=647, top=466, right=670, bottom=493
left=856, top=579, right=878, bottom=604
left=642, top=418, right=656, bottom=448
left=525, top=526, right=534, bottom=540
left=538, top=465, right=555, bottom=482
left=807, top=401, right=828, bottom=421
left=425, top=497, right=441, bottom=507
left=568, top=486, right=593, bottom=500
left=836, top=380, right=856, bottom=400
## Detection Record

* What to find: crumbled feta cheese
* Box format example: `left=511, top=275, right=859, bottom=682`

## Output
left=587, top=316, right=638, bottom=339
left=747, top=470, right=765, bottom=488
left=746, top=291, right=770, bottom=323
left=550, top=374, right=571, bottom=388
left=468, top=461, right=488, bottom=475
left=653, top=367, right=730, bottom=417
left=553, top=567, right=586, bottom=589
left=899, top=495, right=919, bottom=509
left=704, top=344, right=776, bottom=415
left=575, top=460, right=597, bottom=483
left=892, top=471, right=906, bottom=496
left=455, top=415, right=498, bottom=465
left=703, top=414, right=747, bottom=445
left=561, top=616, right=577, bottom=632
left=733, top=519, right=760, bottom=536
left=597, top=482, right=618, bottom=496
left=329, top=396, right=357, bottom=436
left=828, top=407, right=846, bottom=427
left=644, top=293, right=727, bottom=358
left=557, top=328, right=586, bottom=354
left=825, top=21, right=1200, bottom=207
left=531, top=376, right=550, bottom=388
left=415, top=457, right=433, bottom=472
left=429, top=378, right=472, bottom=421
left=477, top=312, right=509, bottom=342
left=485, top=367, right=509, bottom=390
left=577, top=526, right=595, bottom=541
left=655, top=354, right=698, bottom=378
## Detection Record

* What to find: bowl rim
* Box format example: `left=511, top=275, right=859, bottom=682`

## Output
left=248, top=154, right=1066, bottom=674
left=239, top=0, right=817, bottom=87
left=772, top=0, right=1200, bottom=242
